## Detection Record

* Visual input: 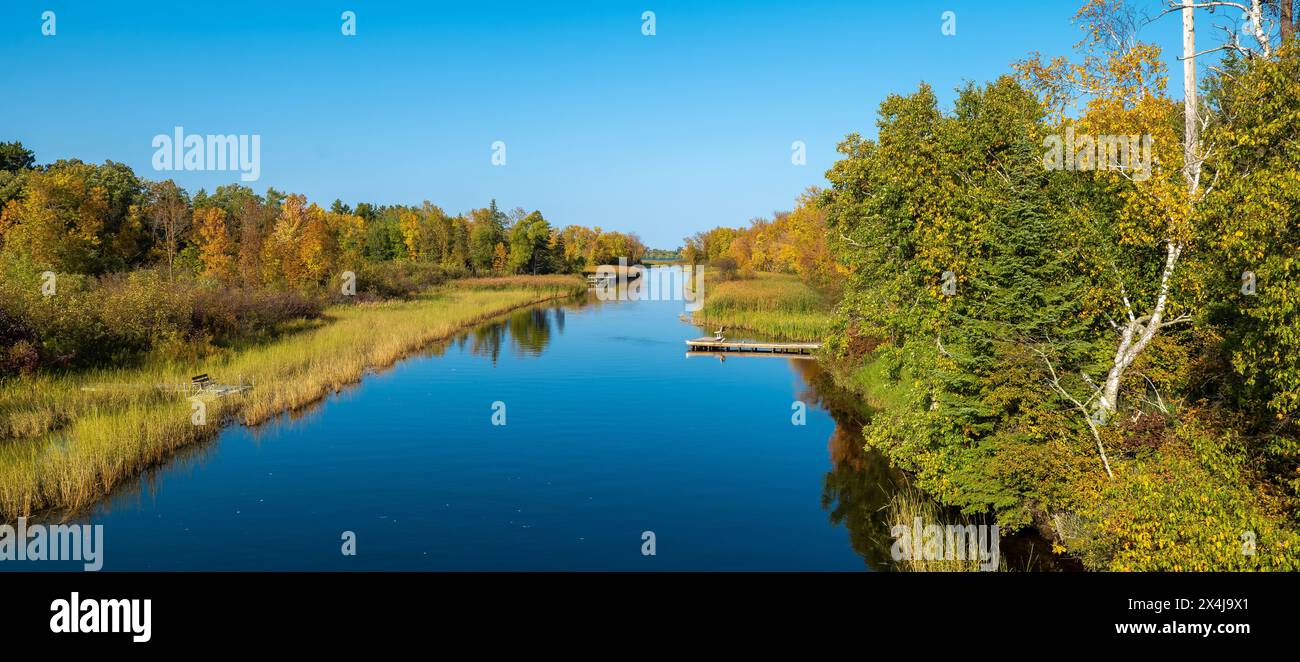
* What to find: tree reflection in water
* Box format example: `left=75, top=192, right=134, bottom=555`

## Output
left=464, top=305, right=566, bottom=363
left=792, top=359, right=909, bottom=569
left=793, top=359, right=1068, bottom=571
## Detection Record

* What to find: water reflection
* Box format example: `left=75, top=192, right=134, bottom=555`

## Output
left=463, top=304, right=920, bottom=569
left=792, top=360, right=910, bottom=569
left=791, top=359, right=1066, bottom=571
left=448, top=299, right=1059, bottom=570
left=465, top=305, right=569, bottom=363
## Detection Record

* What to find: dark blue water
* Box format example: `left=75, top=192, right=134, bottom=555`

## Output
left=24, top=274, right=912, bottom=570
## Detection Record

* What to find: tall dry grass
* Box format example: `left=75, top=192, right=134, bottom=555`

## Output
left=886, top=484, right=997, bottom=572
left=0, top=277, right=584, bottom=521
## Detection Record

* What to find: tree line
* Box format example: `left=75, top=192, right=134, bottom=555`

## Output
left=0, top=147, right=645, bottom=375
left=0, top=147, right=647, bottom=287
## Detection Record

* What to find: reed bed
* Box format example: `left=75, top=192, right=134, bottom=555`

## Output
left=886, top=483, right=995, bottom=572
left=692, top=272, right=832, bottom=341
left=0, top=277, right=584, bottom=521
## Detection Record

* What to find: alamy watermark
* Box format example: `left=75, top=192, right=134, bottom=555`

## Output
left=1043, top=127, right=1153, bottom=182
left=0, top=517, right=103, bottom=571
left=50, top=592, right=150, bottom=643
left=941, top=10, right=956, bottom=36
left=594, top=259, right=705, bottom=311
left=152, top=126, right=261, bottom=182
left=890, top=518, right=1000, bottom=571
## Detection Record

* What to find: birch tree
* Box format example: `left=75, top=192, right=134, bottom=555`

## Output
left=1156, top=0, right=1290, bottom=59
left=1014, top=0, right=1294, bottom=479
left=1016, top=0, right=1204, bottom=477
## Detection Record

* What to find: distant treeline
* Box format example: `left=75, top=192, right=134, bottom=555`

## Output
left=642, top=248, right=682, bottom=261
left=0, top=143, right=646, bottom=285
left=681, top=188, right=847, bottom=295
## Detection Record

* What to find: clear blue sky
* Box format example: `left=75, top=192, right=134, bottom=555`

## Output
left=1, top=1, right=1196, bottom=248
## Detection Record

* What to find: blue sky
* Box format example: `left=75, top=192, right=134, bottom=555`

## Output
left=1, top=1, right=1198, bottom=247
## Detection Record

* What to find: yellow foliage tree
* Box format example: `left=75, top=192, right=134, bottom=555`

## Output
left=1014, top=0, right=1205, bottom=476
left=399, top=210, right=425, bottom=261
left=298, top=203, right=338, bottom=287
left=327, top=210, right=366, bottom=273
left=194, top=206, right=235, bottom=284
left=261, top=194, right=309, bottom=287
left=492, top=241, right=508, bottom=273
left=0, top=168, right=109, bottom=273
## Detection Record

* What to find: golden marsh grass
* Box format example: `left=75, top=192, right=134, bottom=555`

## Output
left=692, top=272, right=832, bottom=341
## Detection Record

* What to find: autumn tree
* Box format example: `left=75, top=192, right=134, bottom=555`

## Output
left=0, top=158, right=150, bottom=274
left=399, top=209, right=425, bottom=261
left=1, top=166, right=110, bottom=273
left=492, top=242, right=508, bottom=273
left=262, top=193, right=311, bottom=286
left=298, top=203, right=339, bottom=286
left=1013, top=0, right=1202, bottom=474
left=559, top=224, right=598, bottom=268
left=327, top=208, right=367, bottom=274
left=194, top=206, right=235, bottom=283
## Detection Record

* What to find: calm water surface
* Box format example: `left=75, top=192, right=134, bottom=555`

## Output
left=29, top=271, right=928, bottom=570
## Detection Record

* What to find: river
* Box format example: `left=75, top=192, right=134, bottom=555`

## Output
left=25, top=269, right=1054, bottom=570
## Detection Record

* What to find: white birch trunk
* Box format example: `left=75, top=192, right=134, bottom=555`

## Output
left=1091, top=3, right=1197, bottom=430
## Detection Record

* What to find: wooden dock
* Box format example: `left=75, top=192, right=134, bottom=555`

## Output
left=685, top=337, right=820, bottom=358
left=686, top=350, right=816, bottom=360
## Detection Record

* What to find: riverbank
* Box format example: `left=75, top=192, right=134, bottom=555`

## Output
left=691, top=272, right=1080, bottom=570
left=0, top=275, right=585, bottom=521
left=706, top=272, right=1300, bottom=570
left=690, top=272, right=832, bottom=342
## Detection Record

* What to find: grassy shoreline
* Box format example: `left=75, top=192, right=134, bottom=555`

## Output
left=0, top=276, right=584, bottom=522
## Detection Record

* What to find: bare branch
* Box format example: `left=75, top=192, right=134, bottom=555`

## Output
left=1032, top=346, right=1114, bottom=479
